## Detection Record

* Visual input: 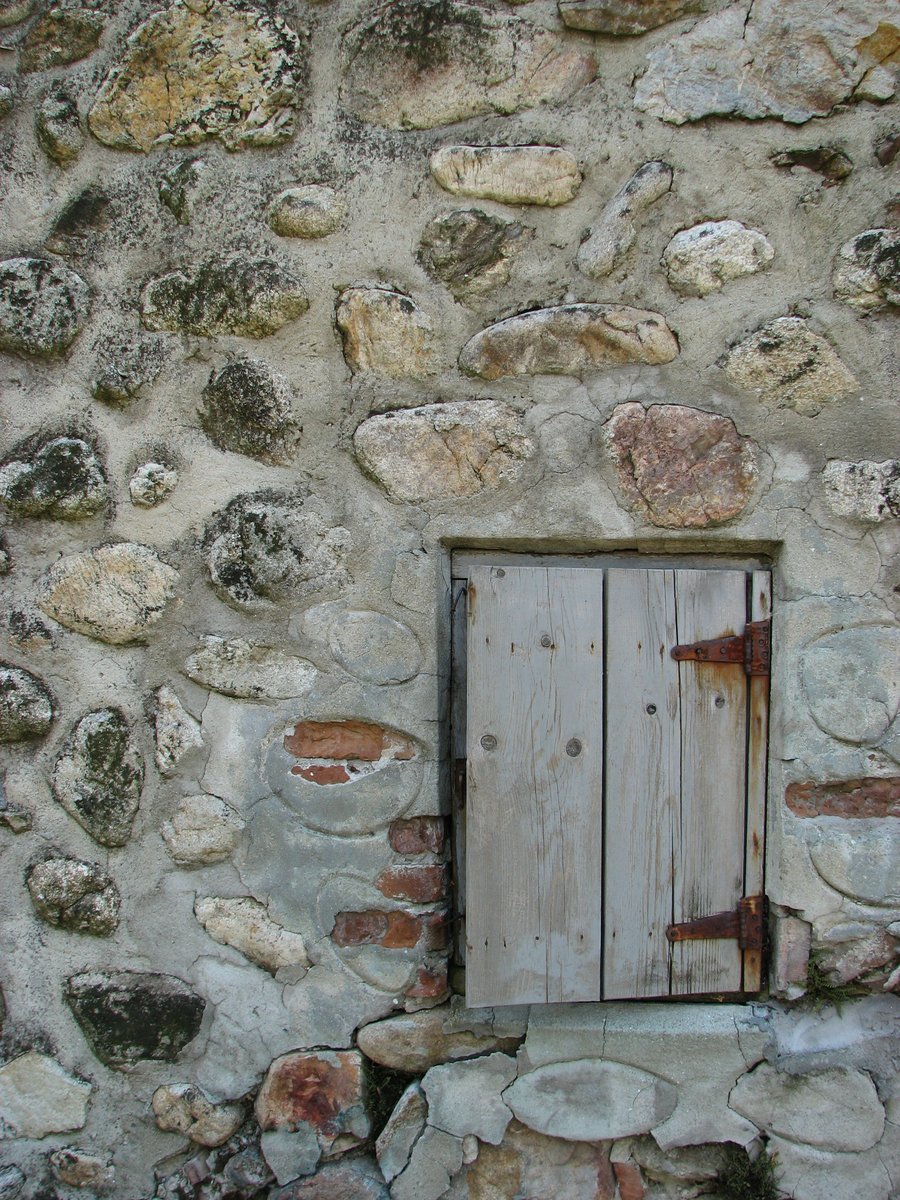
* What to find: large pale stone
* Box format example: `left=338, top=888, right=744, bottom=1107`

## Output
left=376, top=1082, right=426, bottom=1182
left=342, top=0, right=596, bottom=130
left=353, top=400, right=534, bottom=503
left=270, top=1157, right=389, bottom=1199
left=37, top=543, right=179, bottom=644
left=0, top=257, right=90, bottom=358
left=162, top=794, right=245, bottom=865
left=466, top=1122, right=616, bottom=1200
left=806, top=822, right=900, bottom=907
left=430, top=146, right=582, bottom=207
left=152, top=1083, right=244, bottom=1148
left=507, top=1059, right=676, bottom=1140
left=0, top=1052, right=91, bottom=1138
left=51, top=708, right=144, bottom=847
left=255, top=1050, right=370, bottom=1154
left=459, top=304, right=678, bottom=379
left=663, top=220, right=774, bottom=295
left=336, top=288, right=433, bottom=378
left=0, top=437, right=108, bottom=519
left=577, top=161, right=672, bottom=279
left=184, top=636, right=317, bottom=699
left=721, top=317, right=858, bottom=415
left=49, top=1148, right=114, bottom=1191
left=418, top=209, right=532, bottom=301
left=194, top=896, right=309, bottom=974
left=268, top=186, right=346, bottom=238
left=422, top=1053, right=516, bottom=1144
left=329, top=611, right=421, bottom=686
left=357, top=1009, right=519, bottom=1073
left=634, top=0, right=900, bottom=125
left=154, top=686, right=203, bottom=776
left=0, top=664, right=53, bottom=742
left=88, top=0, right=306, bottom=151
left=604, top=402, right=757, bottom=528
left=833, top=229, right=900, bottom=311
left=822, top=460, right=900, bottom=521
left=560, top=0, right=703, bottom=33
left=801, top=626, right=900, bottom=744
left=27, top=858, right=120, bottom=935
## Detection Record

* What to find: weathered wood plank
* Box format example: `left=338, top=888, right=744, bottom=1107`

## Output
left=465, top=564, right=604, bottom=1006
left=744, top=570, right=771, bottom=992
left=450, top=576, right=468, bottom=967
left=604, top=568, right=680, bottom=999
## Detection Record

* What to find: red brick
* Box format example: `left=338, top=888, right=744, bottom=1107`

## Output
left=331, top=909, right=448, bottom=950
left=388, top=816, right=446, bottom=855
left=785, top=777, right=900, bottom=819
left=376, top=865, right=448, bottom=903
left=292, top=763, right=350, bottom=785
left=331, top=912, right=389, bottom=946
left=284, top=720, right=384, bottom=762
left=613, top=1162, right=645, bottom=1200
left=595, top=1146, right=617, bottom=1200
left=405, top=962, right=449, bottom=1001
left=380, top=911, right=424, bottom=949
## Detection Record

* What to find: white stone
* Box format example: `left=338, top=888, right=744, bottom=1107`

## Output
left=129, top=461, right=178, bottom=508
left=194, top=896, right=309, bottom=973
left=0, top=1051, right=91, bottom=1138
left=268, top=185, right=346, bottom=238
left=154, top=685, right=204, bottom=776
left=822, top=460, right=900, bottom=522
left=430, top=145, right=582, bottom=206
left=183, top=636, right=318, bottom=700
left=663, top=220, right=775, bottom=295
left=151, top=1083, right=245, bottom=1148
left=162, top=794, right=245, bottom=865
left=767, top=1137, right=893, bottom=1200
left=806, top=822, right=900, bottom=907
left=577, top=160, right=672, bottom=278
left=422, top=1053, right=516, bottom=1144
left=49, top=1148, right=114, bottom=1190
left=376, top=1082, right=426, bottom=1182
left=389, top=1125, right=464, bottom=1200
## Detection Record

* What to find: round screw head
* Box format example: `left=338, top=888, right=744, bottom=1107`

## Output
left=646, top=703, right=657, bottom=715
left=566, top=738, right=582, bottom=757
left=715, top=695, right=726, bottom=708
left=495, top=568, right=505, bottom=578
left=540, top=634, right=552, bottom=648
left=480, top=734, right=498, bottom=751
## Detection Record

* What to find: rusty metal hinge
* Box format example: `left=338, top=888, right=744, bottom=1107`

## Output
left=671, top=620, right=770, bottom=676
left=666, top=895, right=767, bottom=950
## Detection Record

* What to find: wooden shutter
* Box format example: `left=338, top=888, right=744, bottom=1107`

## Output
left=462, top=561, right=769, bottom=1006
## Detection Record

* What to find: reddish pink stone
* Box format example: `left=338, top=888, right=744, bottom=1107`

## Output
left=255, top=1050, right=370, bottom=1152
left=388, top=816, right=446, bottom=855
left=376, top=865, right=448, bottom=903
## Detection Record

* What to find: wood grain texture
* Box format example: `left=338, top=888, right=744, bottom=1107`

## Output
left=743, top=569, right=771, bottom=991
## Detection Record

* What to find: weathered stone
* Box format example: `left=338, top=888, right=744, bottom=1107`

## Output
left=389, top=817, right=446, bottom=856
left=261, top=1125, right=321, bottom=1185
left=342, top=0, right=596, bottom=130
left=0, top=1052, right=91, bottom=1138
left=0, top=1166, right=23, bottom=1199
left=430, top=146, right=582, bottom=207
left=141, top=257, right=309, bottom=338
left=822, top=459, right=900, bottom=521
left=721, top=317, right=858, bottom=415
left=268, top=186, right=346, bottom=238
left=195, top=896, right=309, bottom=974
left=418, top=209, right=531, bottom=301
left=819, top=928, right=897, bottom=984
left=162, top=793, right=245, bottom=865
left=51, top=708, right=144, bottom=847
left=154, top=686, right=203, bottom=776
left=38, top=543, right=179, bottom=644
left=0, top=437, right=108, bottom=520
left=336, top=288, right=433, bottom=378
left=560, top=0, right=703, bottom=33
left=184, top=636, right=317, bottom=699
left=6, top=611, right=52, bottom=653
left=49, top=1148, right=114, bottom=1190
left=459, top=304, right=679, bottom=379
left=0, top=257, right=90, bottom=358
left=44, top=186, right=113, bottom=259
left=354, top=400, right=533, bottom=503
left=806, top=822, right=900, bottom=906
left=201, top=358, right=299, bottom=463
left=507, top=1059, right=676, bottom=1140
left=604, top=402, right=757, bottom=528
left=663, top=220, right=774, bottom=295
left=629, top=1137, right=731, bottom=1186
left=152, top=1083, right=244, bottom=1148
left=19, top=7, right=105, bottom=72
left=0, top=664, right=53, bottom=742
left=27, top=858, right=120, bottom=935
left=376, top=1082, right=426, bottom=1182
left=158, top=156, right=207, bottom=225
left=634, top=0, right=899, bottom=125
left=130, top=461, right=179, bottom=508
left=329, top=610, right=421, bottom=686
left=270, top=1156, right=389, bottom=1200
left=91, top=335, right=163, bottom=405
left=729, top=1064, right=884, bottom=1151
left=255, top=1050, right=370, bottom=1154
left=88, top=0, right=306, bottom=152
left=772, top=914, right=812, bottom=997
left=358, top=1008, right=518, bottom=1073
left=771, top=146, right=854, bottom=184
left=876, top=130, right=900, bottom=166
left=65, top=970, right=205, bottom=1067
left=0, top=0, right=32, bottom=26
left=423, top=1053, right=516, bottom=1144
left=0, top=87, right=12, bottom=120
left=786, top=777, right=900, bottom=819
left=36, top=90, right=83, bottom=164
left=767, top=1137, right=892, bottom=1200
left=390, top=1125, right=463, bottom=1200
left=577, top=161, right=672, bottom=279
left=801, top=626, right=900, bottom=744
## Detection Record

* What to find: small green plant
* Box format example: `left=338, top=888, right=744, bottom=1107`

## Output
left=714, top=1146, right=787, bottom=1200
left=802, top=951, right=868, bottom=1014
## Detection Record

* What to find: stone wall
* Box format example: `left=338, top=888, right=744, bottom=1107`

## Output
left=0, top=0, right=898, bottom=1197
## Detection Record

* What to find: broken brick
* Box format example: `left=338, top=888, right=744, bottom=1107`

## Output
left=388, top=816, right=445, bottom=855
left=283, top=719, right=415, bottom=762
left=785, top=777, right=900, bottom=819
left=291, top=763, right=351, bottom=784
left=376, top=865, right=448, bottom=903
left=405, top=962, right=449, bottom=1001
left=614, top=1161, right=646, bottom=1200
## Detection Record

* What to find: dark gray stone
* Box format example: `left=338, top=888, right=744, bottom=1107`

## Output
left=0, top=664, right=53, bottom=742
left=26, top=858, right=120, bottom=935
left=270, top=1157, right=388, bottom=1199
left=51, top=708, right=144, bottom=847
left=158, top=157, right=207, bottom=225
left=0, top=258, right=91, bottom=358
left=35, top=90, right=83, bottom=164
left=418, top=209, right=530, bottom=300
left=0, top=437, right=108, bottom=520
left=65, top=970, right=206, bottom=1067
left=19, top=7, right=105, bottom=72
left=0, top=86, right=13, bottom=120
left=44, top=186, right=113, bottom=258
left=91, top=335, right=164, bottom=405
left=200, top=359, right=300, bottom=464
left=833, top=228, right=900, bottom=311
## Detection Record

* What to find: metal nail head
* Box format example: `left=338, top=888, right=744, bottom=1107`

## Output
left=540, top=634, right=552, bottom=648
left=646, top=703, right=657, bottom=715
left=566, top=738, right=582, bottom=757
left=481, top=734, right=498, bottom=751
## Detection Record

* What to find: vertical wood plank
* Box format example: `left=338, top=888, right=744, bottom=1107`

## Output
left=744, top=570, right=771, bottom=992
left=450, top=577, right=468, bottom=967
left=671, top=569, right=747, bottom=995
left=604, top=569, right=680, bottom=999
left=465, top=564, right=604, bottom=1006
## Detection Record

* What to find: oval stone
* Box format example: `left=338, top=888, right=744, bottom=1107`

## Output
left=329, top=611, right=422, bottom=685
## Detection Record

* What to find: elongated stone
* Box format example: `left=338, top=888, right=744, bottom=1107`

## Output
left=51, top=708, right=144, bottom=847
left=431, top=146, right=582, bottom=207
left=560, top=0, right=704, bottom=34
left=577, top=161, right=672, bottom=278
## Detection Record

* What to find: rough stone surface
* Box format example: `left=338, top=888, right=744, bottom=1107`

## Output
left=376, top=1083, right=426, bottom=1182
left=255, top=1050, right=370, bottom=1154
left=721, top=317, right=858, bottom=415
left=819, top=928, right=897, bottom=984
left=0, top=86, right=12, bottom=120
left=154, top=685, right=203, bottom=776
left=729, top=1064, right=884, bottom=1151
left=43, top=184, right=113, bottom=259
left=604, top=402, right=758, bottom=527
left=88, top=0, right=306, bottom=151
left=161, top=793, right=245, bottom=865
left=26, top=858, right=120, bottom=935
left=560, top=0, right=703, bottom=33
left=0, top=1166, right=23, bottom=1199
left=35, top=90, right=83, bottom=164
left=260, top=1125, right=321, bottom=1185
left=0, top=257, right=90, bottom=358
left=129, top=461, right=178, bottom=508
left=430, top=145, right=582, bottom=207
left=269, top=186, right=346, bottom=238
left=19, top=8, right=105, bottom=73
left=354, top=400, right=533, bottom=503
left=459, top=304, right=679, bottom=379
left=801, top=626, right=900, bottom=744
left=158, top=156, right=207, bottom=225
left=37, top=542, right=179, bottom=644
left=423, top=1053, right=516, bottom=1144
left=358, top=1009, right=518, bottom=1074
left=51, top=708, right=144, bottom=847
left=806, top=822, right=900, bottom=906
left=270, top=1157, right=388, bottom=1200
left=141, top=257, right=309, bottom=338
left=194, top=896, right=309, bottom=974
left=0, top=0, right=32, bottom=27
left=91, top=335, right=163, bottom=405
left=767, top=1137, right=893, bottom=1200
left=772, top=914, right=812, bottom=997
left=663, top=220, right=775, bottom=295
left=0, top=437, right=108, bottom=520
left=342, top=0, right=596, bottom=130
left=771, top=145, right=855, bottom=185
left=65, top=970, right=206, bottom=1067
left=822, top=460, right=900, bottom=521
left=329, top=610, right=421, bottom=685
left=390, top=1125, right=463, bottom=1200
left=151, top=1083, right=244, bottom=1148
left=634, top=0, right=900, bottom=125
left=0, top=1052, right=90, bottom=1138
left=184, top=636, right=317, bottom=699
left=577, top=161, right=672, bottom=279
left=833, top=229, right=900, bottom=310
left=0, top=664, right=53, bottom=742
left=200, top=358, right=300, bottom=464
left=418, top=209, right=531, bottom=301
left=49, top=1148, right=114, bottom=1190
left=336, top=288, right=433, bottom=378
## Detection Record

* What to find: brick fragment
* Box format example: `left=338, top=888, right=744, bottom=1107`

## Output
left=376, top=864, right=448, bottom=903
left=785, top=776, right=900, bottom=818
left=389, top=816, right=445, bottom=855
left=405, top=962, right=449, bottom=1001
left=284, top=719, right=386, bottom=761
left=614, top=1161, right=645, bottom=1200
left=292, top=763, right=350, bottom=784
left=331, top=909, right=449, bottom=950
left=331, top=912, right=390, bottom=946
